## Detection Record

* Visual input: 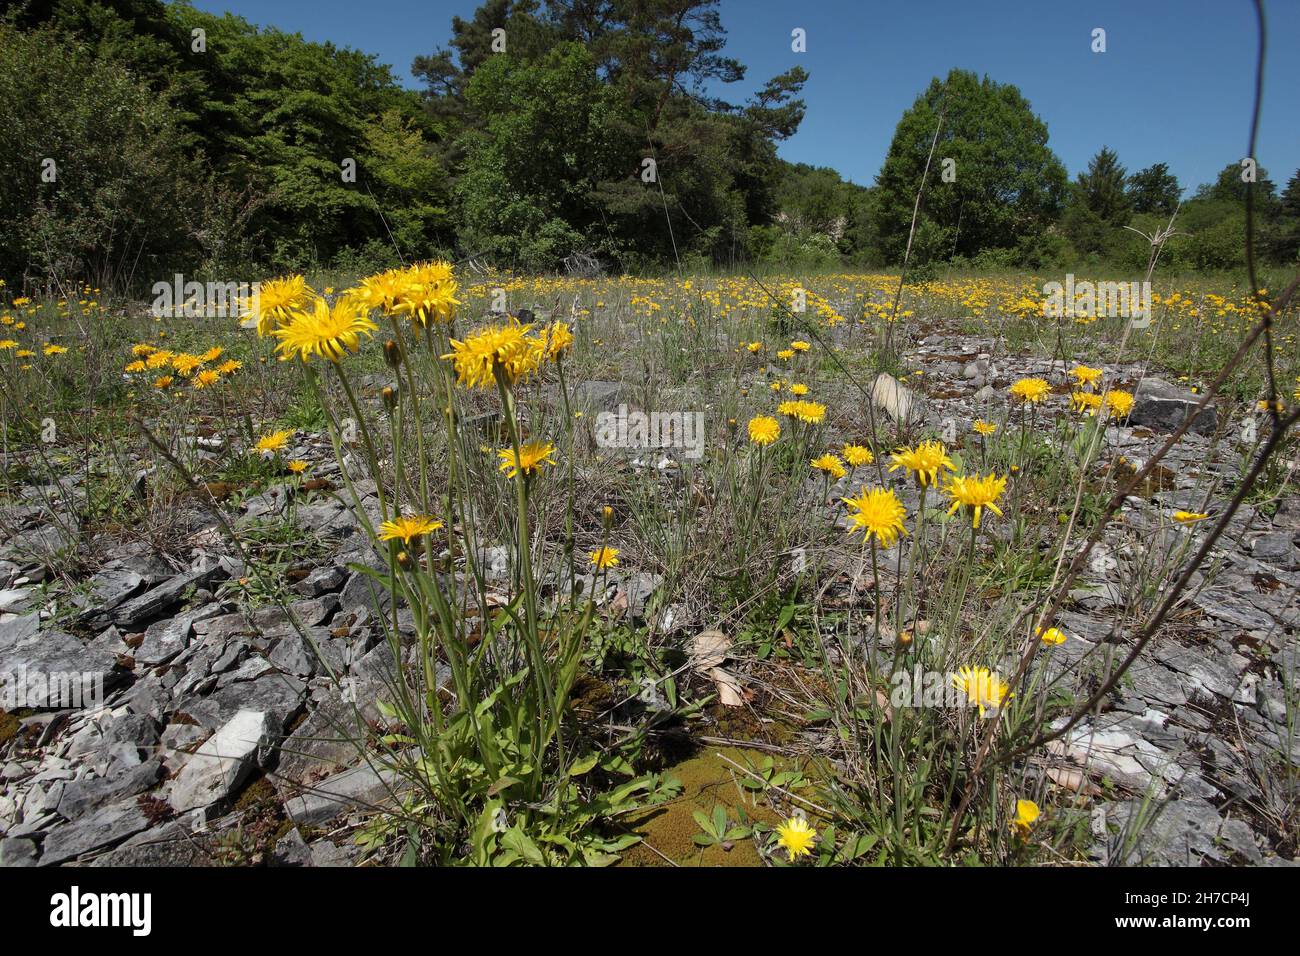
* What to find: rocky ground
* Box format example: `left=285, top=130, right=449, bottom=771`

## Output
left=1, top=335, right=1297, bottom=867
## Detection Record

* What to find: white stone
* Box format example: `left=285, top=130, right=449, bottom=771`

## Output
left=168, top=709, right=268, bottom=812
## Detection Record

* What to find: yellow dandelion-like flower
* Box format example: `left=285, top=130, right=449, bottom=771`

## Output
left=246, top=275, right=315, bottom=336
left=153, top=375, right=174, bottom=389
left=746, top=341, right=763, bottom=353
left=254, top=430, right=293, bottom=456
left=889, top=440, right=954, bottom=487
left=395, top=260, right=459, bottom=326
left=842, top=444, right=873, bottom=467
left=200, top=346, right=223, bottom=363
left=286, top=460, right=308, bottom=474
left=43, top=344, right=68, bottom=356
left=950, top=666, right=1011, bottom=717
left=790, top=340, right=810, bottom=352
left=532, top=321, right=574, bottom=362
left=145, top=350, right=174, bottom=369
left=789, top=383, right=809, bottom=396
left=193, top=369, right=221, bottom=389
left=171, top=353, right=203, bottom=376
left=944, top=472, right=1007, bottom=529
left=442, top=318, right=538, bottom=389
left=1070, top=365, right=1103, bottom=389
left=777, top=348, right=795, bottom=361
left=841, top=486, right=907, bottom=548
left=124, top=360, right=146, bottom=373
left=811, top=454, right=846, bottom=480
left=378, top=514, right=444, bottom=544
left=217, top=359, right=242, bottom=376
left=973, top=420, right=998, bottom=436
left=497, top=439, right=557, bottom=479
left=1038, top=626, right=1067, bottom=646
left=1070, top=391, right=1102, bottom=414
left=1011, top=799, right=1040, bottom=834
left=774, top=816, right=817, bottom=862
left=131, top=343, right=156, bottom=357
left=353, top=268, right=410, bottom=315
left=1173, top=510, right=1210, bottom=524
left=748, top=415, right=780, bottom=446
left=1101, top=389, right=1134, bottom=420
left=589, top=546, right=620, bottom=569
left=272, top=296, right=377, bottom=363
left=1009, top=377, right=1050, bottom=403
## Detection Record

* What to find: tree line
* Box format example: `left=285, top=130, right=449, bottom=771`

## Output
left=0, top=0, right=1295, bottom=290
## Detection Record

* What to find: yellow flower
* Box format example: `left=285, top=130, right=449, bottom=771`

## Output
left=200, top=346, right=223, bottom=363
left=131, top=343, right=156, bottom=357
left=748, top=415, right=780, bottom=446
left=776, top=399, right=825, bottom=424
left=497, top=439, right=557, bottom=479
left=746, top=341, right=763, bottom=353
left=171, top=352, right=203, bottom=376
left=353, top=268, right=409, bottom=315
left=1011, top=799, right=1040, bottom=834
left=972, top=420, right=997, bottom=436
left=811, top=454, right=846, bottom=480
left=950, top=666, right=1011, bottom=717
left=1173, top=510, right=1209, bottom=524
left=790, top=340, right=810, bottom=352
left=1070, top=391, right=1102, bottom=414
left=774, top=816, right=817, bottom=862
left=0, top=339, right=18, bottom=350
left=286, top=460, right=308, bottom=474
left=443, top=318, right=538, bottom=389
left=152, top=375, right=174, bottom=389
left=944, top=472, right=1007, bottom=529
left=217, top=359, right=242, bottom=376
left=589, top=546, right=620, bottom=569
left=842, top=443, right=873, bottom=467
left=776, top=349, right=795, bottom=360
left=1038, top=626, right=1067, bottom=646
left=273, top=296, right=377, bottom=363
left=254, top=430, right=293, bottom=456
left=1101, top=390, right=1134, bottom=420
left=789, top=383, right=809, bottom=396
left=43, top=344, right=68, bottom=356
left=842, top=486, right=907, bottom=548
left=1009, top=377, right=1050, bottom=403
left=395, top=260, right=459, bottom=326
left=889, top=440, right=954, bottom=487
left=246, top=275, right=315, bottom=336
left=145, top=349, right=174, bottom=369
left=1070, top=365, right=1103, bottom=389
left=533, top=321, right=574, bottom=362
left=193, top=369, right=221, bottom=389
left=378, top=514, right=444, bottom=544
left=124, top=359, right=146, bottom=373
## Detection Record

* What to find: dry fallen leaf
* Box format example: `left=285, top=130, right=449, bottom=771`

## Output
left=710, top=666, right=744, bottom=707
left=690, top=629, right=730, bottom=670
left=1046, top=766, right=1102, bottom=796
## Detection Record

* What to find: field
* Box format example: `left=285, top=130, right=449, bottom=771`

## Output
left=2, top=266, right=1298, bottom=867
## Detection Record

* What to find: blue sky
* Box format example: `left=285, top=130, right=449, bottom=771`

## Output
left=186, top=0, right=1299, bottom=193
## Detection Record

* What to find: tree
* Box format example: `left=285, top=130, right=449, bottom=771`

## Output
left=871, top=69, right=1067, bottom=264
left=1127, top=162, right=1181, bottom=216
